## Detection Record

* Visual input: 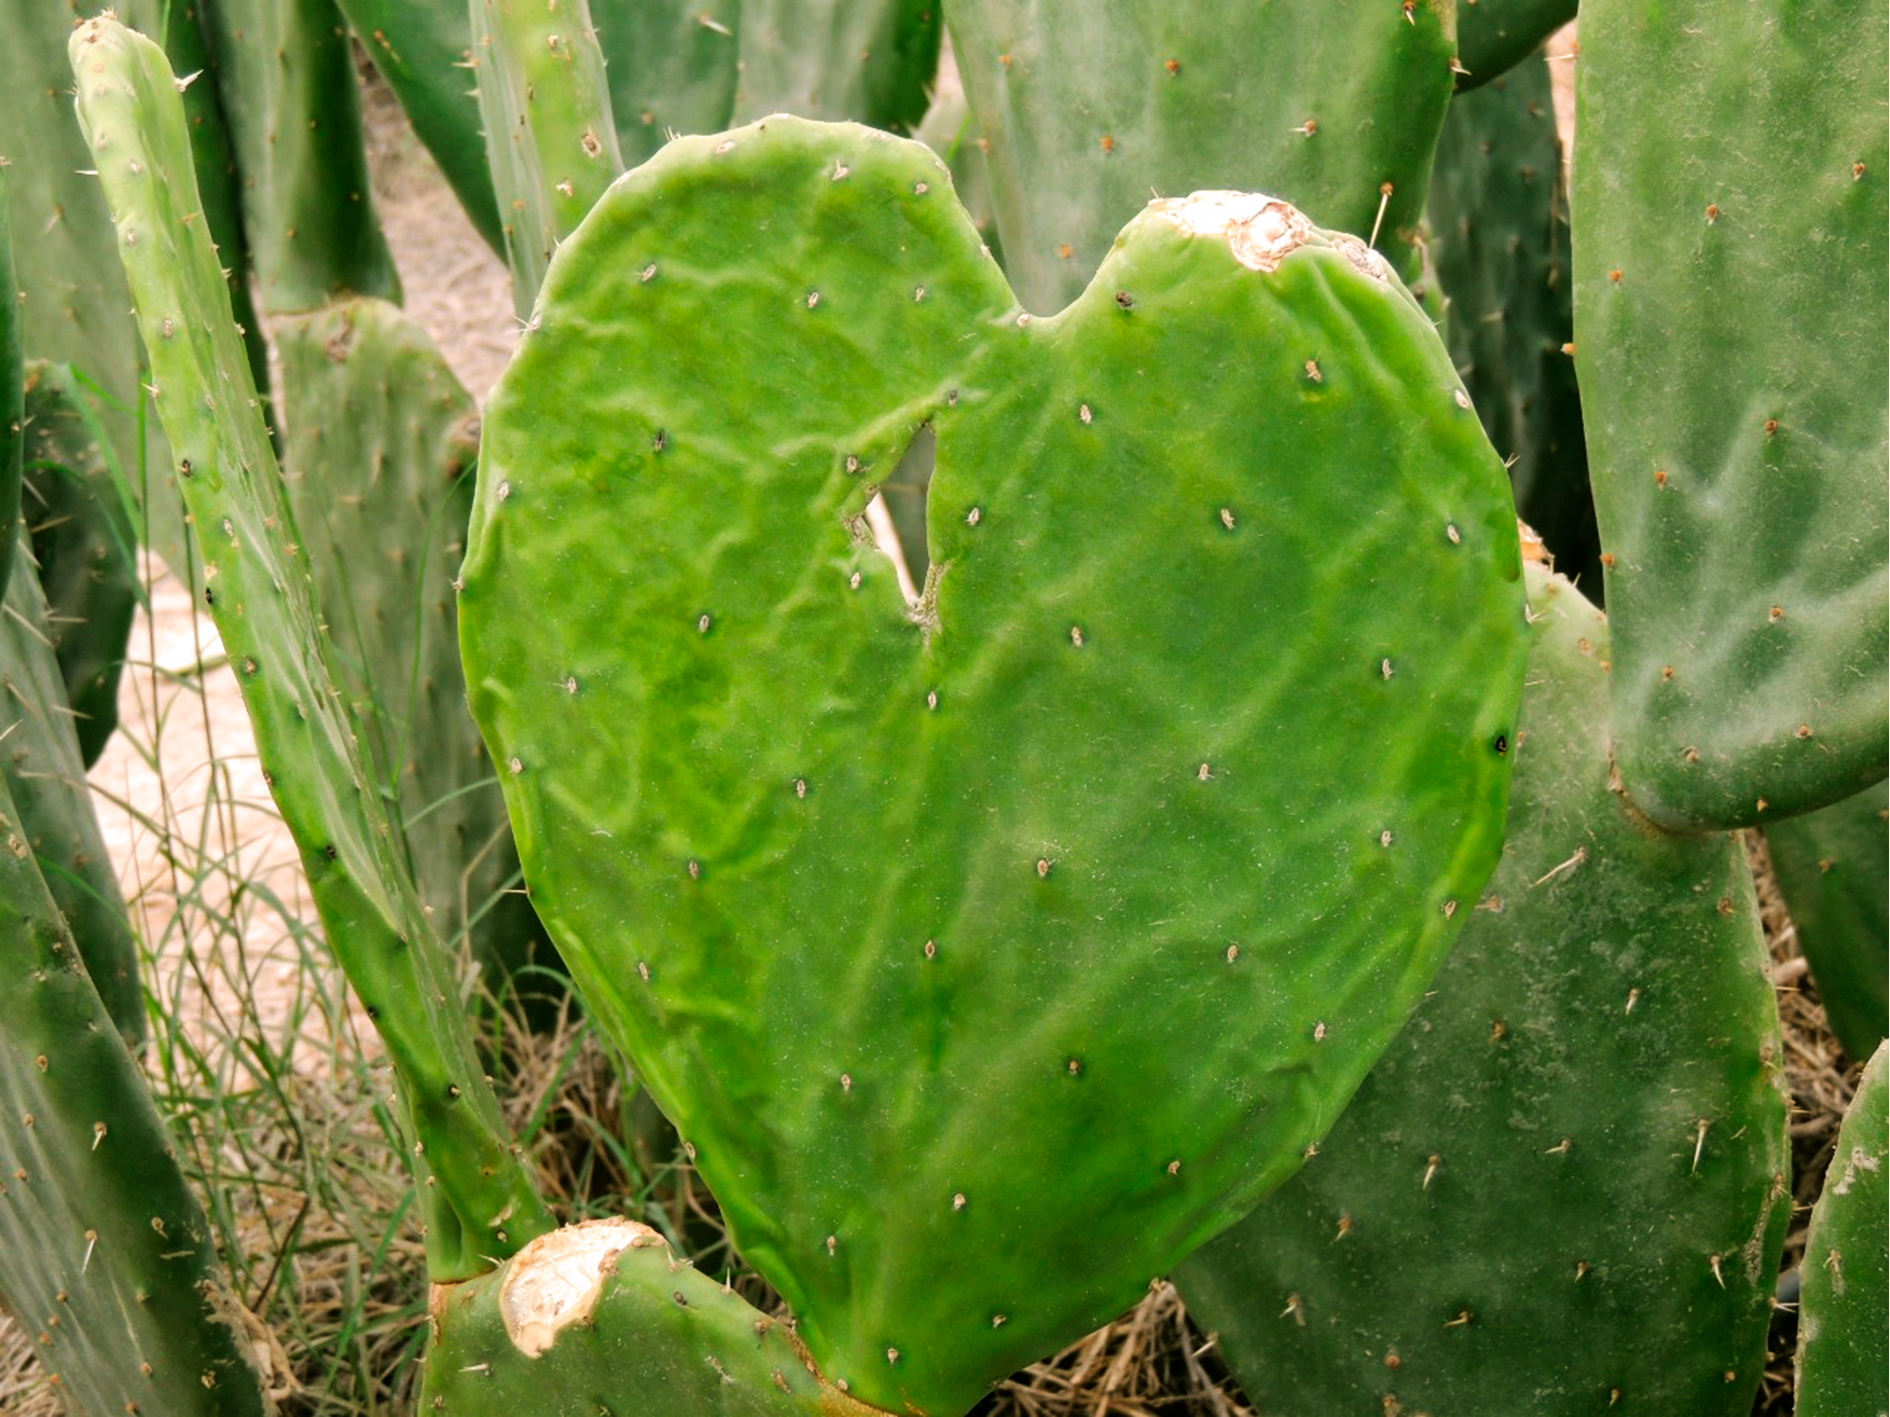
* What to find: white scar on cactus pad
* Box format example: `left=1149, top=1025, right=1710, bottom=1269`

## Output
left=496, top=1217, right=661, bottom=1356
left=1150, top=191, right=1390, bottom=281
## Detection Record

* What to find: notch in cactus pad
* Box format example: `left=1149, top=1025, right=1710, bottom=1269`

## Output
left=460, top=117, right=1526, bottom=1416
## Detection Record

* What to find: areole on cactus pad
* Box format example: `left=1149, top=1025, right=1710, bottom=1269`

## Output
left=459, top=117, right=1527, bottom=1414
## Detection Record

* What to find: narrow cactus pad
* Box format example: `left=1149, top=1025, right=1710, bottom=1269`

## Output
left=200, top=0, right=399, bottom=312
left=1454, top=0, right=1576, bottom=91
left=0, top=167, right=18, bottom=594
left=423, top=1219, right=886, bottom=1414
left=275, top=298, right=557, bottom=1001
left=946, top=0, right=1459, bottom=313
left=70, top=16, right=554, bottom=1277
left=460, top=117, right=1525, bottom=1414
left=20, top=362, right=140, bottom=767
left=1573, top=0, right=1889, bottom=828
left=1795, top=1043, right=1888, bottom=1417
left=1, top=542, right=143, bottom=1043
left=0, top=773, right=268, bottom=1416
left=1766, top=781, right=1890, bottom=1063
left=1428, top=55, right=1597, bottom=589
left=1177, top=556, right=1792, bottom=1415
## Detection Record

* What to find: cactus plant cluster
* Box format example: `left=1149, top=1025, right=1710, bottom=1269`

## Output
left=0, top=1, right=1880, bottom=1414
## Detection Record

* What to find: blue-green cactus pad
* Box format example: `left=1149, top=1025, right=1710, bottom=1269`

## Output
left=460, top=117, right=1526, bottom=1416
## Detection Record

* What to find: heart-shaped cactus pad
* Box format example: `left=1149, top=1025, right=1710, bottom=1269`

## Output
left=460, top=117, right=1526, bottom=1416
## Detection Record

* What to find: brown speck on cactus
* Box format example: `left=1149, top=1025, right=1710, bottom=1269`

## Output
left=992, top=1313, right=1008, bottom=1328
left=1443, top=899, right=1459, bottom=919
left=1304, top=359, right=1322, bottom=382
left=825, top=1235, right=837, bottom=1254
left=1853, top=161, right=1867, bottom=179
left=1794, top=724, right=1813, bottom=739
left=1066, top=1057, right=1082, bottom=1075
left=1293, top=119, right=1318, bottom=137
left=840, top=1073, right=852, bottom=1092
left=1705, top=203, right=1721, bottom=223
left=952, top=1192, right=966, bottom=1210
left=1037, top=858, right=1054, bottom=878
left=1069, top=625, right=1084, bottom=647
left=1226, top=945, right=1240, bottom=963
left=1763, top=418, right=1779, bottom=435
left=1661, top=665, right=1675, bottom=681
left=687, top=858, right=701, bottom=880
left=1100, top=135, right=1116, bottom=153
left=1653, top=468, right=1668, bottom=487
left=1115, top=290, right=1135, bottom=308
left=923, top=939, right=937, bottom=959
left=652, top=428, right=667, bottom=452
left=1422, top=1155, right=1441, bottom=1189
left=1165, top=57, right=1180, bottom=73
left=1220, top=507, right=1235, bottom=529
left=1079, top=403, right=1093, bottom=424
left=1168, top=1160, right=1182, bottom=1175
left=1334, top=1213, right=1353, bottom=1240
left=1057, top=243, right=1074, bottom=259
left=1609, top=267, right=1623, bottom=284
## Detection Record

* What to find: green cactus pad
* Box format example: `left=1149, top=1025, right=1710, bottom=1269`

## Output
left=339, top=0, right=507, bottom=253
left=422, top=1219, right=886, bottom=1413
left=471, top=0, right=625, bottom=313
left=1429, top=54, right=1597, bottom=589
left=1766, top=782, right=1890, bottom=1063
left=1, top=540, right=143, bottom=1043
left=1177, top=555, right=1792, bottom=1414
left=20, top=362, right=141, bottom=768
left=1454, top=0, right=1577, bottom=91
left=274, top=297, right=558, bottom=1002
left=460, top=116, right=1526, bottom=1415
left=199, top=0, right=399, bottom=313
left=0, top=167, right=18, bottom=591
left=1572, top=0, right=1889, bottom=829
left=946, top=0, right=1459, bottom=314
left=1796, top=1042, right=1888, bottom=1417
left=0, top=773, right=268, bottom=1415
left=69, top=15, right=554, bottom=1278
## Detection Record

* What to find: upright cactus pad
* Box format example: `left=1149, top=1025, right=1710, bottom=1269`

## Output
left=460, top=117, right=1526, bottom=1414
left=0, top=774, right=269, bottom=1415
left=423, top=1220, right=884, bottom=1414
left=20, top=362, right=140, bottom=768
left=201, top=0, right=399, bottom=312
left=1765, top=781, right=1890, bottom=1063
left=947, top=0, right=1459, bottom=313
left=1, top=541, right=143, bottom=1043
left=70, top=16, right=554, bottom=1278
left=1795, top=1043, right=1888, bottom=1417
left=1177, top=555, right=1792, bottom=1414
left=275, top=298, right=556, bottom=998
left=1454, top=0, right=1576, bottom=90
left=1572, top=0, right=1889, bottom=828
left=1429, top=54, right=1596, bottom=589
left=0, top=166, right=19, bottom=590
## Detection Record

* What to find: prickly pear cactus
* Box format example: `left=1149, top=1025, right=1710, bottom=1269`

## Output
left=471, top=0, right=624, bottom=313
left=338, top=0, right=507, bottom=252
left=0, top=165, right=17, bottom=588
left=460, top=117, right=1526, bottom=1414
left=20, top=362, right=140, bottom=768
left=201, top=0, right=399, bottom=312
left=1795, top=1042, right=1888, bottom=1417
left=1454, top=0, right=1576, bottom=90
left=947, top=0, right=1459, bottom=313
left=0, top=770, right=270, bottom=1416
left=1766, top=781, right=1890, bottom=1063
left=70, top=15, right=554, bottom=1278
left=423, top=1220, right=884, bottom=1414
left=1, top=540, right=143, bottom=1043
left=1177, top=552, right=1792, bottom=1415
left=1572, top=0, right=1889, bottom=829
left=1429, top=53, right=1597, bottom=589
left=274, top=298, right=557, bottom=1001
